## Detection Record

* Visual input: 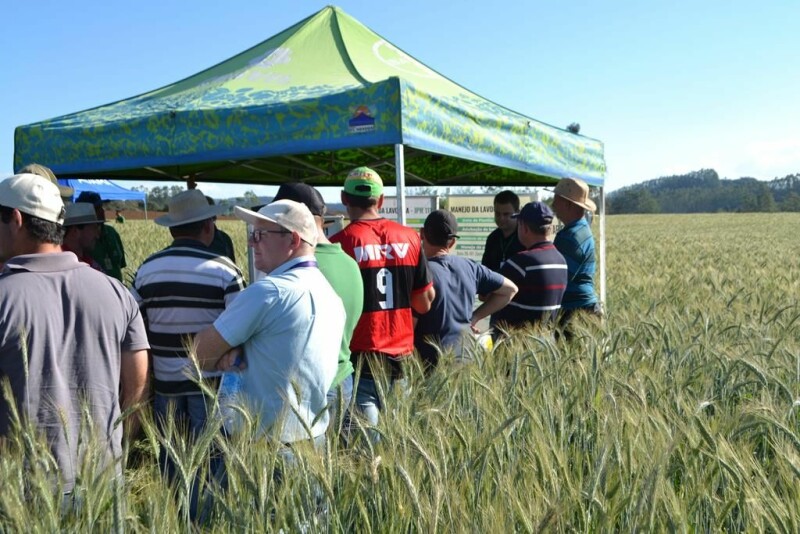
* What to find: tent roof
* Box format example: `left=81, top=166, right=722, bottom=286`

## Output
left=58, top=179, right=147, bottom=203
left=15, top=6, right=605, bottom=188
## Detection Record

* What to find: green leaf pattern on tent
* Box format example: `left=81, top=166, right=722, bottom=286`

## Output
left=14, top=6, right=604, bottom=186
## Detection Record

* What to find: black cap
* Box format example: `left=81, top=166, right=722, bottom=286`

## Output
left=76, top=191, right=103, bottom=207
left=273, top=182, right=326, bottom=217
left=513, top=201, right=554, bottom=226
left=423, top=209, right=460, bottom=246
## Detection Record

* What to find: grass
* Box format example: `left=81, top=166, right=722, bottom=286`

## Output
left=1, top=212, right=799, bottom=531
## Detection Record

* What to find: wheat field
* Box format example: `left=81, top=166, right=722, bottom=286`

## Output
left=1, top=213, right=798, bottom=532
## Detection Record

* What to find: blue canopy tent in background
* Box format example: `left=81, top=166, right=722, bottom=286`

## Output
left=58, top=178, right=148, bottom=219
left=16, top=6, right=608, bottom=303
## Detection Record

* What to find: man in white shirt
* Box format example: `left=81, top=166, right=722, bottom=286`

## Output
left=194, top=200, right=344, bottom=445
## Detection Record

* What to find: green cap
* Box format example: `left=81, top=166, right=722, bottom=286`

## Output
left=344, top=166, right=384, bottom=197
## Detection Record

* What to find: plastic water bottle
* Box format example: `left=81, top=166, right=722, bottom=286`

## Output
left=217, top=366, right=243, bottom=434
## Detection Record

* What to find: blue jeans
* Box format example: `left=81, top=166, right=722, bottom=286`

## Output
left=196, top=434, right=327, bottom=524
left=154, top=393, right=212, bottom=438
left=154, top=393, right=221, bottom=520
left=326, top=374, right=353, bottom=436
left=353, top=377, right=408, bottom=443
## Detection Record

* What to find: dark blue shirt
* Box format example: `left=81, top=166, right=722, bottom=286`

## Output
left=554, top=218, right=598, bottom=309
left=414, top=255, right=504, bottom=366
left=492, top=241, right=567, bottom=329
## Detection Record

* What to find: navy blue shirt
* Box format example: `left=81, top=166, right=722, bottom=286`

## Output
left=554, top=218, right=598, bottom=309
left=492, top=241, right=567, bottom=329
left=414, top=255, right=504, bottom=366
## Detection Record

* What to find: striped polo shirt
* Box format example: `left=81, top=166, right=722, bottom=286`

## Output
left=491, top=241, right=567, bottom=329
left=131, top=239, right=245, bottom=395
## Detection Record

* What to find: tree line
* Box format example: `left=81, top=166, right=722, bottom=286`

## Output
left=109, top=186, right=264, bottom=212
left=607, top=169, right=800, bottom=214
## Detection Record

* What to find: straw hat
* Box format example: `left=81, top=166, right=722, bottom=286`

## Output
left=18, top=163, right=74, bottom=198
left=554, top=177, right=596, bottom=213
left=154, top=189, right=225, bottom=227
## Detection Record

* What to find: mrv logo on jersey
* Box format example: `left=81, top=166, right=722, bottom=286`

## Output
left=353, top=243, right=410, bottom=262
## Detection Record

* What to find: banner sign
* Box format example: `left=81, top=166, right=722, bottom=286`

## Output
left=378, top=196, right=438, bottom=229
left=447, top=194, right=535, bottom=262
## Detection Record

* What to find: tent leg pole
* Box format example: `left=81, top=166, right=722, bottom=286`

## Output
left=598, top=186, right=606, bottom=313
left=395, top=144, right=406, bottom=226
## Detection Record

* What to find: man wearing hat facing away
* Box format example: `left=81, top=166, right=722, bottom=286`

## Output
left=62, top=202, right=104, bottom=271
left=0, top=173, right=149, bottom=495
left=491, top=202, right=568, bottom=334
left=193, top=200, right=345, bottom=447
left=551, top=178, right=602, bottom=334
left=131, top=190, right=245, bottom=481
left=415, top=209, right=517, bottom=368
left=330, top=166, right=435, bottom=433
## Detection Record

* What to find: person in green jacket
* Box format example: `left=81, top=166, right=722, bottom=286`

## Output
left=76, top=191, right=127, bottom=282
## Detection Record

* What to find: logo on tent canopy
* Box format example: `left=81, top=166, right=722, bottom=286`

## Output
left=349, top=105, right=376, bottom=133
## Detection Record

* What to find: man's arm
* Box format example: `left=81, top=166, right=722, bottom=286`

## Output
left=411, top=284, right=436, bottom=314
left=193, top=326, right=234, bottom=371
left=471, top=277, right=518, bottom=330
left=120, top=349, right=149, bottom=440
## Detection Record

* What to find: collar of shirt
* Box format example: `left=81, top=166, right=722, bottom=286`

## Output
left=528, top=240, right=554, bottom=250
left=3, top=252, right=82, bottom=273
left=170, top=238, right=210, bottom=249
left=562, top=218, right=588, bottom=231
left=268, top=255, right=318, bottom=276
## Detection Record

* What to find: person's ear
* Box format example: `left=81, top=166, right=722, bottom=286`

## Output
left=376, top=195, right=384, bottom=210
left=9, top=209, right=23, bottom=233
left=290, top=231, right=302, bottom=248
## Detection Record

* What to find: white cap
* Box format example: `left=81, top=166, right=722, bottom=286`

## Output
left=0, top=173, right=65, bottom=224
left=234, top=199, right=318, bottom=246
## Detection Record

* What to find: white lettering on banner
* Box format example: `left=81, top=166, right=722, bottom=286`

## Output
left=353, top=243, right=410, bottom=263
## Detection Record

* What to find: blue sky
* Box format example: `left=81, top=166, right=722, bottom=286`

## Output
left=2, top=0, right=798, bottom=200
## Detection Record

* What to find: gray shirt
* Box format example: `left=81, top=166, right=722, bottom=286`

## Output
left=0, top=252, right=150, bottom=492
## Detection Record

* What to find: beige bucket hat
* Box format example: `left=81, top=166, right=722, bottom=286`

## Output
left=154, top=189, right=226, bottom=227
left=554, top=177, right=597, bottom=212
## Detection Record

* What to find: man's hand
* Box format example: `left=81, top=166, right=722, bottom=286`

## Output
left=215, top=346, right=246, bottom=372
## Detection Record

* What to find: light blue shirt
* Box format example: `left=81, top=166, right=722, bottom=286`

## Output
left=213, top=255, right=344, bottom=442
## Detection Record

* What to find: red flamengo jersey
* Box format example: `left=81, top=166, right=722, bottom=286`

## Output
left=331, top=218, right=433, bottom=357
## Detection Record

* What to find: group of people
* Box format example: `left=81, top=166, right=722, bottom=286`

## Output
left=0, top=163, right=600, bottom=508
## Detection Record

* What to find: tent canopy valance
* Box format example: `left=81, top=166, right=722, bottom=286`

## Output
left=14, top=6, right=605, bottom=189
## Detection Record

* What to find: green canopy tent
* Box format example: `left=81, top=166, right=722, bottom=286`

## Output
left=14, top=5, right=608, bottom=302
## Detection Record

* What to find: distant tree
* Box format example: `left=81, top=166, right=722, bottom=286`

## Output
left=608, top=188, right=660, bottom=214
left=756, top=186, right=777, bottom=212
left=780, top=191, right=800, bottom=212
left=241, top=190, right=260, bottom=206
left=407, top=186, right=438, bottom=196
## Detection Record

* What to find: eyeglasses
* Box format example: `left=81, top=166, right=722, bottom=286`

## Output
left=248, top=229, right=291, bottom=243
